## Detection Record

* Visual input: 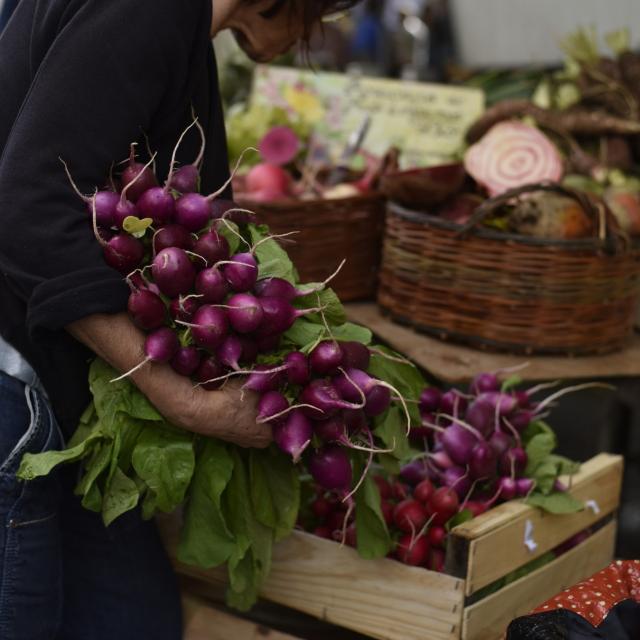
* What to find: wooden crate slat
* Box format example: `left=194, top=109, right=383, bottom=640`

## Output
left=461, top=520, right=617, bottom=640
left=448, top=454, right=623, bottom=595
left=183, top=594, right=301, bottom=640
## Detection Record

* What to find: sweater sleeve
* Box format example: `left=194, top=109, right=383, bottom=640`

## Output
left=0, top=0, right=182, bottom=339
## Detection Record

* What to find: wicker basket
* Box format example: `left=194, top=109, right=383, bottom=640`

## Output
left=378, top=185, right=640, bottom=355
left=240, top=194, right=386, bottom=301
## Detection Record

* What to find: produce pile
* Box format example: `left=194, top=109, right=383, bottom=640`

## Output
left=17, top=121, right=419, bottom=609
left=301, top=372, right=594, bottom=572
left=384, top=29, right=640, bottom=241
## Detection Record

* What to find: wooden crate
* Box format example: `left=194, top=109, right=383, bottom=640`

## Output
left=160, top=454, right=622, bottom=640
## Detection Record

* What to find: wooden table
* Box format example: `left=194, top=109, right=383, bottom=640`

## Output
left=346, top=303, right=640, bottom=384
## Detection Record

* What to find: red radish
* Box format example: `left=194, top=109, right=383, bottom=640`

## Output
left=152, top=247, right=196, bottom=298
left=427, top=488, right=459, bottom=526
left=464, top=501, right=488, bottom=517
left=393, top=499, right=428, bottom=533
left=195, top=267, right=229, bottom=304
left=313, top=525, right=333, bottom=540
left=414, top=478, right=435, bottom=504
left=419, top=388, right=442, bottom=414
left=153, top=225, right=194, bottom=254
left=103, top=234, right=144, bottom=274
left=170, top=346, right=201, bottom=377
left=428, top=525, right=447, bottom=548
left=245, top=163, right=290, bottom=197
left=257, top=391, right=289, bottom=424
left=284, top=351, right=309, bottom=386
left=169, top=296, right=200, bottom=323
left=308, top=446, right=353, bottom=492
left=217, top=335, right=244, bottom=371
left=392, top=482, right=409, bottom=501
left=274, top=410, right=312, bottom=462
left=223, top=253, right=258, bottom=292
left=325, top=509, right=349, bottom=533
left=195, top=356, right=225, bottom=390
left=380, top=501, right=394, bottom=526
left=120, top=144, right=159, bottom=203
left=340, top=342, right=370, bottom=371
left=259, top=126, right=300, bottom=166
left=309, top=341, right=343, bottom=375
left=427, top=548, right=446, bottom=572
left=441, top=466, right=471, bottom=500
left=374, top=476, right=392, bottom=500
left=343, top=523, right=357, bottom=548
left=311, top=496, right=334, bottom=519
left=188, top=305, right=229, bottom=351
left=396, top=534, right=429, bottom=566
left=464, top=121, right=563, bottom=197
left=127, top=289, right=165, bottom=331
left=226, top=293, right=264, bottom=333
left=193, top=230, right=230, bottom=266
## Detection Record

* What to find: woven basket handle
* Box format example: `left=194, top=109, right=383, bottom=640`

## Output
left=457, top=181, right=627, bottom=251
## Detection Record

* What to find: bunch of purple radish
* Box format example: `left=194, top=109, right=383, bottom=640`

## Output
left=63, top=119, right=411, bottom=514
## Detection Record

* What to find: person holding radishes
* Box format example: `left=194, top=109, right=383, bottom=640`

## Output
left=0, top=1, right=362, bottom=638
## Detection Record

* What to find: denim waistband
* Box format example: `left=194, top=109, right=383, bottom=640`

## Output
left=0, top=334, right=44, bottom=392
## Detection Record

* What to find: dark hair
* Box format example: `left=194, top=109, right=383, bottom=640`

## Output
left=299, top=0, right=363, bottom=40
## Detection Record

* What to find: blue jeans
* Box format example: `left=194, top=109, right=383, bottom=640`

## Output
left=0, top=371, right=182, bottom=639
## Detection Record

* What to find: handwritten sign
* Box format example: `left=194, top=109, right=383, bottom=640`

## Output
left=251, top=66, right=484, bottom=168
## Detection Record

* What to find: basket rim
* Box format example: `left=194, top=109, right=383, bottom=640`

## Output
left=387, top=201, right=640, bottom=252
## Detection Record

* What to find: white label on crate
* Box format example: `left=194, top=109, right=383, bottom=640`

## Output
left=524, top=519, right=538, bottom=553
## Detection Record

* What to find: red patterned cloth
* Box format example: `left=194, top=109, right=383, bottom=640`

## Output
left=532, top=560, right=640, bottom=626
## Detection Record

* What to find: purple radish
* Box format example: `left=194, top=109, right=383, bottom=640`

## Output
left=169, top=165, right=200, bottom=194
left=308, top=446, right=353, bottom=492
left=195, top=267, right=229, bottom=304
left=431, top=450, right=454, bottom=470
left=153, top=225, right=194, bottom=254
left=257, top=391, right=289, bottom=423
left=189, top=306, right=229, bottom=351
left=314, top=416, right=347, bottom=443
left=152, top=247, right=196, bottom=298
left=137, top=186, right=176, bottom=226
left=440, top=390, right=468, bottom=418
left=127, top=289, right=165, bottom=331
left=170, top=346, right=201, bottom=377
left=113, top=198, right=139, bottom=230
left=211, top=199, right=249, bottom=222
left=309, top=341, right=343, bottom=375
left=499, top=447, right=528, bottom=477
left=465, top=399, right=495, bottom=438
left=256, top=333, right=281, bottom=353
left=120, top=144, right=159, bottom=203
left=193, top=230, right=230, bottom=266
left=168, top=118, right=205, bottom=194
left=238, top=337, right=258, bottom=364
left=175, top=193, right=211, bottom=232
left=274, top=410, right=313, bottom=463
left=469, top=442, right=498, bottom=480
left=223, top=253, right=258, bottom=292
left=254, top=277, right=298, bottom=301
left=284, top=351, right=309, bottom=386
left=364, top=385, right=391, bottom=417
left=470, top=372, right=500, bottom=394
left=516, top=478, right=535, bottom=497
left=92, top=191, right=120, bottom=227
left=169, top=296, right=200, bottom=323
left=242, top=365, right=284, bottom=394
left=226, top=293, right=264, bottom=333
left=217, top=335, right=244, bottom=371
left=300, top=379, right=361, bottom=418
left=419, top=387, right=442, bottom=414
left=255, top=297, right=321, bottom=337
left=340, top=342, right=370, bottom=371
left=508, top=411, right=533, bottom=432
left=343, top=409, right=367, bottom=435
left=497, top=477, right=517, bottom=501
left=400, top=460, right=430, bottom=486
left=113, top=327, right=180, bottom=380
left=489, top=431, right=513, bottom=457
left=478, top=392, right=518, bottom=416
left=195, top=356, right=226, bottom=390
left=103, top=234, right=144, bottom=274
left=441, top=424, right=478, bottom=466
left=441, top=466, right=471, bottom=499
